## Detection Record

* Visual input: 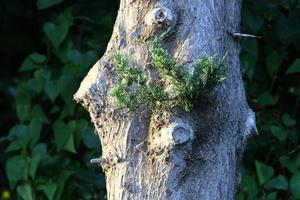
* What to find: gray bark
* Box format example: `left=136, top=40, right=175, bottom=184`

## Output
left=74, top=0, right=257, bottom=199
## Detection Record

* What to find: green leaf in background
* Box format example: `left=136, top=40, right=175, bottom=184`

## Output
left=7, top=124, right=27, bottom=138
left=255, top=160, right=274, bottom=185
left=73, top=119, right=88, bottom=139
left=290, top=171, right=300, bottom=199
left=53, top=171, right=73, bottom=200
left=263, top=192, right=277, bottom=200
left=30, top=105, right=49, bottom=123
left=270, top=125, right=287, bottom=141
left=41, top=183, right=57, bottom=200
left=5, top=139, right=25, bottom=152
left=83, top=131, right=100, bottom=149
left=44, top=80, right=61, bottom=102
left=43, top=11, right=73, bottom=49
left=43, top=22, right=69, bottom=48
left=37, top=0, right=63, bottom=10
left=264, top=175, right=289, bottom=190
left=266, top=51, right=282, bottom=76
left=281, top=114, right=296, bottom=127
left=32, top=143, right=47, bottom=156
left=17, top=184, right=34, bottom=200
left=5, top=156, right=27, bottom=188
left=29, top=155, right=41, bottom=179
left=63, top=133, right=77, bottom=153
left=19, top=53, right=46, bottom=72
left=66, top=49, right=82, bottom=65
left=279, top=153, right=300, bottom=173
left=257, top=92, right=276, bottom=106
left=240, top=174, right=259, bottom=198
left=53, top=121, right=69, bottom=149
left=240, top=53, right=257, bottom=80
left=29, top=119, right=42, bottom=146
left=7, top=124, right=30, bottom=148
left=53, top=121, right=76, bottom=152
left=16, top=103, right=31, bottom=123
left=235, top=192, right=245, bottom=200
left=286, top=58, right=300, bottom=75
left=245, top=13, right=264, bottom=34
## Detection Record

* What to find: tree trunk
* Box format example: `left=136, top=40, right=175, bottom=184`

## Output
left=74, top=0, right=257, bottom=199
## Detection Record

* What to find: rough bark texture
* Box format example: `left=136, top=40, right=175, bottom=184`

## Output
left=74, top=0, right=257, bottom=199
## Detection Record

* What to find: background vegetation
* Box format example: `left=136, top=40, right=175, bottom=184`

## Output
left=0, top=0, right=299, bottom=199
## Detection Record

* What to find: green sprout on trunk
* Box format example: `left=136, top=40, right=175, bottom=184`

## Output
left=109, top=33, right=227, bottom=114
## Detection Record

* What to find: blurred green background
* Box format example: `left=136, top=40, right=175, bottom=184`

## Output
left=0, top=0, right=299, bottom=199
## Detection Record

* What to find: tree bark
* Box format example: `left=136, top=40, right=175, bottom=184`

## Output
left=74, top=0, right=257, bottom=199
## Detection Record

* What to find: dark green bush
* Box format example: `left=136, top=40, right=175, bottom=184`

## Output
left=237, top=1, right=300, bottom=199
left=0, top=0, right=118, bottom=199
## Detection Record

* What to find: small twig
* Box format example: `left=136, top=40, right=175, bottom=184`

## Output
left=90, top=157, right=108, bottom=166
left=230, top=32, right=262, bottom=39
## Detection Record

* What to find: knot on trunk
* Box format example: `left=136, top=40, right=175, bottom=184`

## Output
left=144, top=7, right=176, bottom=38
left=170, top=124, right=194, bottom=145
left=244, top=107, right=258, bottom=140
left=152, top=121, right=194, bottom=148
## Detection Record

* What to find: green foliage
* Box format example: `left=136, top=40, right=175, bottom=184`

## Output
left=0, top=0, right=118, bottom=199
left=110, top=33, right=226, bottom=114
left=237, top=0, right=300, bottom=199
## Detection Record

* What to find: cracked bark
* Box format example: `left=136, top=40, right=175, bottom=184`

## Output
left=74, top=0, right=257, bottom=199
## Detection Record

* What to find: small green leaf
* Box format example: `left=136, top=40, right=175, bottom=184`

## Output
left=245, top=14, right=264, bottom=34
left=279, top=153, right=300, bottom=173
left=41, top=183, right=57, bottom=200
left=281, top=114, right=296, bottom=127
left=264, top=175, right=289, bottom=190
left=16, top=103, right=31, bottom=123
left=66, top=49, right=82, bottom=65
left=19, top=53, right=46, bottom=72
left=53, top=171, right=73, bottom=200
left=270, top=125, right=287, bottom=141
left=37, top=0, right=63, bottom=10
left=43, top=22, right=69, bottom=48
left=7, top=124, right=28, bottom=138
left=17, top=184, right=33, bottom=200
left=53, top=121, right=76, bottom=151
left=255, top=160, right=274, bottom=185
left=5, top=140, right=23, bottom=152
left=286, top=58, right=300, bottom=75
left=63, top=133, right=77, bottom=153
left=257, top=92, right=276, bottom=106
left=83, top=131, right=100, bottom=149
left=32, top=143, right=47, bottom=156
left=31, top=105, right=49, bottom=123
left=7, top=125, right=30, bottom=148
left=82, top=50, right=98, bottom=66
left=30, top=53, right=47, bottom=63
left=53, top=121, right=69, bottom=149
left=264, top=192, right=277, bottom=200
left=29, top=155, right=41, bottom=179
left=235, top=192, right=245, bottom=200
left=290, top=171, right=300, bottom=199
left=240, top=53, right=257, bottom=80
left=266, top=51, right=282, bottom=76
left=29, top=119, right=42, bottom=146
left=44, top=80, right=60, bottom=102
left=5, top=156, right=27, bottom=188
left=241, top=174, right=259, bottom=198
